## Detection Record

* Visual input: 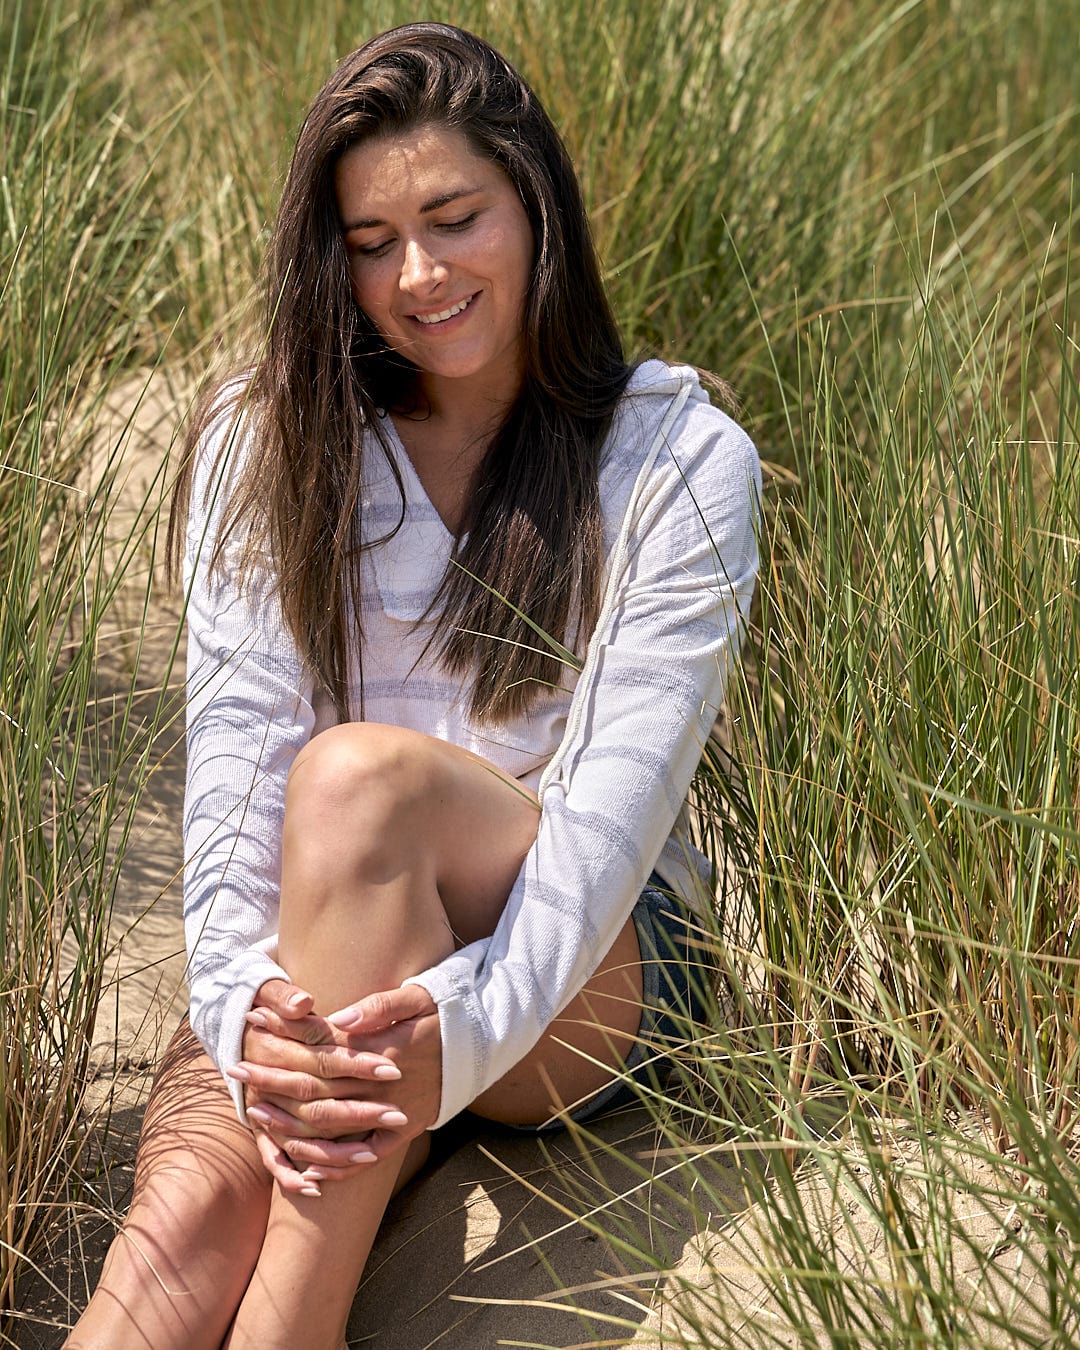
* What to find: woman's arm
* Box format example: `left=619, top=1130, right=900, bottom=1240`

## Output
left=181, top=400, right=317, bottom=1119
left=182, top=402, right=406, bottom=1162
left=401, top=369, right=762, bottom=1126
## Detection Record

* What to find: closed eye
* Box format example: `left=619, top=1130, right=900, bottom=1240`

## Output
left=347, top=207, right=480, bottom=257
left=439, top=211, right=479, bottom=232
left=352, top=238, right=394, bottom=258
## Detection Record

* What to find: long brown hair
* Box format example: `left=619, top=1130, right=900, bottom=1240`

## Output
left=170, top=23, right=632, bottom=723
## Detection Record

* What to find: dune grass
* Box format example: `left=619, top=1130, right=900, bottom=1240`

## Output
left=2, top=0, right=1078, bottom=1343
left=608, top=244, right=1080, bottom=1347
left=0, top=0, right=186, bottom=1319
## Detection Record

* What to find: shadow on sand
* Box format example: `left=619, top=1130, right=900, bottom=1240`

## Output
left=11, top=1092, right=748, bottom=1349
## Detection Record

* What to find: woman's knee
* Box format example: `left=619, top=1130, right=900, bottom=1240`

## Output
left=137, top=1022, right=269, bottom=1206
left=288, top=723, right=436, bottom=814
left=283, top=723, right=440, bottom=885
left=124, top=1150, right=271, bottom=1273
left=81, top=1146, right=270, bottom=1350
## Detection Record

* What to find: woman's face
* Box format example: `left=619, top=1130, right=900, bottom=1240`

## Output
left=335, top=124, right=534, bottom=408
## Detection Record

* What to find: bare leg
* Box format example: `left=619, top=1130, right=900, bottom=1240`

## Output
left=224, top=723, right=647, bottom=1348
left=66, top=1021, right=271, bottom=1350
left=73, top=722, right=647, bottom=1350
left=224, top=724, right=542, bottom=1349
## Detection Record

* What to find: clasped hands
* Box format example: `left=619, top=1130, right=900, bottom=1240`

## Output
left=228, top=978, right=442, bottom=1197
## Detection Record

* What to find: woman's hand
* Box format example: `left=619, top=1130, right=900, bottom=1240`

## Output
left=239, top=978, right=405, bottom=1103
left=234, top=977, right=397, bottom=1193
left=231, top=980, right=442, bottom=1191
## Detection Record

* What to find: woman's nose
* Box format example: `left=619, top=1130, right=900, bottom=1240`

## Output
left=399, top=238, right=447, bottom=293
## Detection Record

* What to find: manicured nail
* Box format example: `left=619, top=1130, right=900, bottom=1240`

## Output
left=244, top=1009, right=268, bottom=1027
left=379, top=1110, right=408, bottom=1127
left=246, top=1105, right=272, bottom=1126
left=287, top=990, right=309, bottom=1009
left=299, top=1184, right=321, bottom=1198
left=350, top=1148, right=378, bottom=1163
left=303, top=1169, right=326, bottom=1182
left=227, top=1064, right=250, bottom=1082
left=328, top=1007, right=361, bottom=1029
left=373, top=1064, right=401, bottom=1080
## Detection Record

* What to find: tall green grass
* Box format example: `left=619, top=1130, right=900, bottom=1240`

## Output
left=3, top=0, right=1078, bottom=1342
left=129, top=0, right=1077, bottom=432
left=652, top=245, right=1080, bottom=1346
left=506, top=242, right=1080, bottom=1346
left=0, top=0, right=183, bottom=1317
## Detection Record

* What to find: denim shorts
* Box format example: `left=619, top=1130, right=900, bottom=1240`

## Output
left=499, top=872, right=711, bottom=1134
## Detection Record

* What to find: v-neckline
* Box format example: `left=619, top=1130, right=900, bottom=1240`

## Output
left=383, top=414, right=464, bottom=542
left=365, top=417, right=460, bottom=624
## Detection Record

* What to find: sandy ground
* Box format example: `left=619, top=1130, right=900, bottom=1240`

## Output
left=9, top=373, right=1043, bottom=1349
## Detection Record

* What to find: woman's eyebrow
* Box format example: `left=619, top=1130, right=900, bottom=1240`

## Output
left=341, top=186, right=483, bottom=234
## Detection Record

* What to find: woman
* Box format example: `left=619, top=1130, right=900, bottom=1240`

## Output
left=69, top=22, right=759, bottom=1350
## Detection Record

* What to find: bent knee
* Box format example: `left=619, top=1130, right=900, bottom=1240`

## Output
left=283, top=724, right=443, bottom=882
left=287, top=724, right=436, bottom=822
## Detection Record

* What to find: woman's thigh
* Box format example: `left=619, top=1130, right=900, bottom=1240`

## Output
left=414, top=732, right=646, bottom=1122
left=466, top=915, right=644, bottom=1125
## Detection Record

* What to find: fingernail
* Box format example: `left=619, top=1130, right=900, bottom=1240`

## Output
left=227, top=1064, right=251, bottom=1082
left=244, top=1010, right=268, bottom=1027
left=328, top=1008, right=361, bottom=1029
left=373, top=1064, right=401, bottom=1080
left=350, top=1148, right=378, bottom=1163
left=247, top=1105, right=272, bottom=1126
left=303, top=1169, right=326, bottom=1182
left=379, top=1110, right=408, bottom=1127
left=287, top=991, right=308, bottom=1009
left=299, top=1184, right=321, bottom=1198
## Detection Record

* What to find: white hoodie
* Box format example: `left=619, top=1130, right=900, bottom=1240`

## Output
left=182, top=359, right=761, bottom=1128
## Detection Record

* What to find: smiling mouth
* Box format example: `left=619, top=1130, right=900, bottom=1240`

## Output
left=411, top=293, right=477, bottom=326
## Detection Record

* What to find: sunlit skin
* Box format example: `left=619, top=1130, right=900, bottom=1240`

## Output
left=337, top=125, right=533, bottom=415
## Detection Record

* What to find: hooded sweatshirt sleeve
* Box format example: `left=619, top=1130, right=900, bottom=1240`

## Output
left=181, top=400, right=315, bottom=1121
left=407, top=366, right=761, bottom=1126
